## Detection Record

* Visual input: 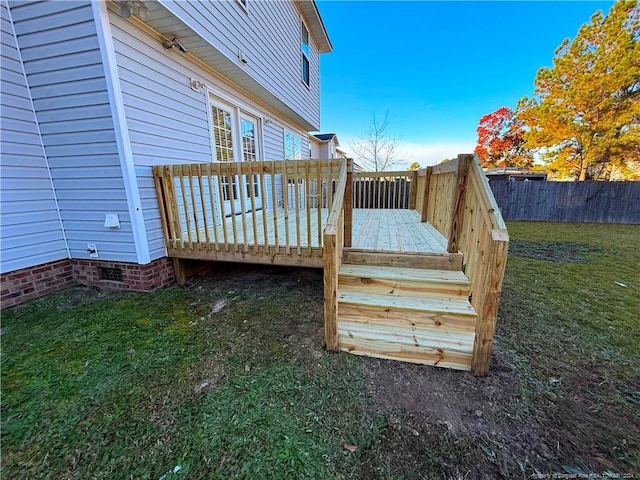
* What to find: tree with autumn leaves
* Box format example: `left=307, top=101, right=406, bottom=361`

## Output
left=476, top=0, right=639, bottom=180
left=474, top=107, right=533, bottom=169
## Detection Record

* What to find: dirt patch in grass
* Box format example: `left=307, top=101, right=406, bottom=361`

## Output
left=358, top=348, right=551, bottom=479
left=509, top=240, right=602, bottom=263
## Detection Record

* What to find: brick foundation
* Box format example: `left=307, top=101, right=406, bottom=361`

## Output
left=1, top=257, right=176, bottom=309
left=72, top=258, right=175, bottom=292
left=1, top=258, right=75, bottom=309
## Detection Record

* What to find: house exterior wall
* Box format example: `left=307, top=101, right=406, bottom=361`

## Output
left=7, top=0, right=139, bottom=264
left=0, top=0, right=68, bottom=274
left=309, top=137, right=338, bottom=159
left=2, top=0, right=323, bottom=296
left=109, top=11, right=310, bottom=261
left=160, top=0, right=321, bottom=130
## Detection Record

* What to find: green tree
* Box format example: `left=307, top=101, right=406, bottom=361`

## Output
left=518, top=0, right=640, bottom=180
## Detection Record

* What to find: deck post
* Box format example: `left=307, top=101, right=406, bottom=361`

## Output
left=344, top=159, right=353, bottom=247
left=471, top=229, right=509, bottom=376
left=323, top=227, right=339, bottom=351
left=447, top=154, right=472, bottom=252
left=409, top=170, right=418, bottom=210
left=420, top=167, right=432, bottom=222
left=172, top=258, right=187, bottom=286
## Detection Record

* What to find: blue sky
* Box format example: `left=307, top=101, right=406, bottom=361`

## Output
left=315, top=1, right=615, bottom=167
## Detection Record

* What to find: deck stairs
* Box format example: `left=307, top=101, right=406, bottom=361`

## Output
left=337, top=251, right=477, bottom=371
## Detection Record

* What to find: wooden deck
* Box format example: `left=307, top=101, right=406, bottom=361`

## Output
left=153, top=157, right=509, bottom=375
left=186, top=208, right=447, bottom=254
left=352, top=209, right=447, bottom=253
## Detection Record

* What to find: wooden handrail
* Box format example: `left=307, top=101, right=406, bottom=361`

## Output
left=410, top=154, right=509, bottom=375
left=323, top=158, right=348, bottom=351
left=353, top=170, right=414, bottom=178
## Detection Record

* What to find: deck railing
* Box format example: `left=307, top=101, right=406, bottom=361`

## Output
left=153, top=159, right=347, bottom=267
left=415, top=154, right=509, bottom=375
left=352, top=171, right=413, bottom=209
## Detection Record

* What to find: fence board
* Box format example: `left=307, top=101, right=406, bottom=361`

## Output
left=490, top=181, right=640, bottom=224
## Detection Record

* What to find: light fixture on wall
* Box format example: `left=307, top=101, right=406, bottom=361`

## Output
left=115, top=1, right=151, bottom=21
left=237, top=49, right=248, bottom=65
left=190, top=78, right=205, bottom=91
left=163, top=36, right=187, bottom=53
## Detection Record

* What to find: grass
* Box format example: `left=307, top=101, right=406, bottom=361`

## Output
left=2, top=222, right=639, bottom=479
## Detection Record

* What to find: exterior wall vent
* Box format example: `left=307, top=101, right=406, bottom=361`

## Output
left=100, top=267, right=123, bottom=282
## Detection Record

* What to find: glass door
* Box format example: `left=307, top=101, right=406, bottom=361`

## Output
left=240, top=115, right=262, bottom=210
left=210, top=98, right=263, bottom=216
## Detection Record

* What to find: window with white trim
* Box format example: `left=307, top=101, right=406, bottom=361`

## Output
left=301, top=21, right=310, bottom=86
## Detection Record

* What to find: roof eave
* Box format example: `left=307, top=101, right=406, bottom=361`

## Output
left=294, top=0, right=332, bottom=53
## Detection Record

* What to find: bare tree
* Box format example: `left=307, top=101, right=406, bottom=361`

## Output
left=351, top=112, right=403, bottom=172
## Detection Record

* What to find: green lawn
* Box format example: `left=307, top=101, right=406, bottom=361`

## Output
left=1, top=222, right=639, bottom=479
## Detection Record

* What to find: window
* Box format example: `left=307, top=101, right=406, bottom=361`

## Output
left=301, top=21, right=310, bottom=86
left=241, top=118, right=259, bottom=196
left=211, top=105, right=238, bottom=201
left=285, top=131, right=303, bottom=160
left=211, top=106, right=234, bottom=162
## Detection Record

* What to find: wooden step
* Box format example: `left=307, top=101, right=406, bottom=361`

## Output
left=343, top=249, right=463, bottom=271
left=338, top=291, right=476, bottom=318
left=339, top=265, right=470, bottom=299
left=338, top=336, right=473, bottom=371
left=337, top=290, right=477, bottom=371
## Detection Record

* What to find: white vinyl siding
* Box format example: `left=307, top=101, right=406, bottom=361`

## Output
left=0, top=0, right=68, bottom=273
left=8, top=0, right=138, bottom=263
left=159, top=0, right=321, bottom=129
left=109, top=11, right=312, bottom=260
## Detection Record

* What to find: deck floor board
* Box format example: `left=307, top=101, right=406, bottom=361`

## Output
left=187, top=208, right=448, bottom=254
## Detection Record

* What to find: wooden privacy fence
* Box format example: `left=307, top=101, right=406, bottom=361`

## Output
left=414, top=155, right=509, bottom=375
left=489, top=180, right=640, bottom=224
left=152, top=159, right=349, bottom=267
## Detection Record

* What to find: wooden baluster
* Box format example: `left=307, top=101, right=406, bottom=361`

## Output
left=213, top=163, right=229, bottom=251
left=248, top=162, right=258, bottom=254
left=196, top=164, right=210, bottom=250
left=294, top=159, right=302, bottom=256
left=282, top=160, right=290, bottom=255
left=421, top=167, right=432, bottom=223
left=305, top=161, right=312, bottom=256
left=236, top=162, right=248, bottom=253
left=178, top=165, right=192, bottom=249
left=316, top=159, right=322, bottom=247
left=205, top=163, right=220, bottom=250
left=344, top=159, right=353, bottom=247
left=260, top=160, right=269, bottom=255
left=271, top=161, right=279, bottom=250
